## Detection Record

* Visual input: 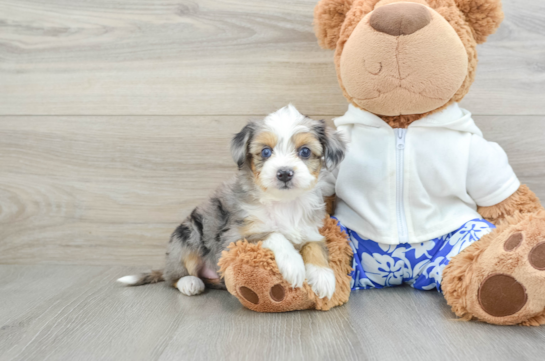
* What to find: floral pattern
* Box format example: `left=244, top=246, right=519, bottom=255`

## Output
left=334, top=218, right=495, bottom=292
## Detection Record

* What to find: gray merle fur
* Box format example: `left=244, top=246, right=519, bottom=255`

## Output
left=313, top=120, right=346, bottom=170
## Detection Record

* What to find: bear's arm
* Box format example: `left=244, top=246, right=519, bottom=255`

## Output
left=477, top=185, right=544, bottom=226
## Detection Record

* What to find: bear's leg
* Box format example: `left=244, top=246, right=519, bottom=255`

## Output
left=218, top=217, right=353, bottom=312
left=443, top=211, right=545, bottom=325
left=221, top=246, right=315, bottom=313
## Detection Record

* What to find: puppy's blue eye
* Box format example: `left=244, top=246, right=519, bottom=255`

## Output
left=298, top=147, right=311, bottom=159
left=261, top=148, right=272, bottom=159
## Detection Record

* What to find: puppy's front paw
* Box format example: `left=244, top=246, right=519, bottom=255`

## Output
left=305, top=264, right=336, bottom=299
left=177, top=276, right=205, bottom=296
left=275, top=251, right=305, bottom=289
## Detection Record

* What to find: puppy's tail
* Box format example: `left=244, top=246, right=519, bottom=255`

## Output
left=117, top=270, right=164, bottom=286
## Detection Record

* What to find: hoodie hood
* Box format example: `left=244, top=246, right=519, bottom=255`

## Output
left=334, top=103, right=483, bottom=137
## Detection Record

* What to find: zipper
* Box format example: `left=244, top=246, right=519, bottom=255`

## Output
left=395, top=129, right=409, bottom=243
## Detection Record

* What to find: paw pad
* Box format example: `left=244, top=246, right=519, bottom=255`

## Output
left=504, top=232, right=523, bottom=251
left=269, top=284, right=285, bottom=302
left=529, top=242, right=545, bottom=270
left=239, top=286, right=259, bottom=304
left=478, top=274, right=527, bottom=317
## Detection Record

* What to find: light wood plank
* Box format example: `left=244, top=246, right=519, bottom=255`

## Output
left=0, top=115, right=543, bottom=266
left=0, top=115, right=247, bottom=266
left=1, top=265, right=544, bottom=361
left=0, top=0, right=544, bottom=116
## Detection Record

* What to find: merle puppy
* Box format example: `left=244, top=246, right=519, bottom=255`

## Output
left=118, top=105, right=346, bottom=299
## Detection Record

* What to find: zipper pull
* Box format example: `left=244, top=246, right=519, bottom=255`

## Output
left=396, top=129, right=406, bottom=150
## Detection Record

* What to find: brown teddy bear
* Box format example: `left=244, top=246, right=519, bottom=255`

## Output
left=218, top=0, right=545, bottom=326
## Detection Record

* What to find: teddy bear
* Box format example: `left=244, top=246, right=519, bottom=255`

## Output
left=218, top=0, right=545, bottom=326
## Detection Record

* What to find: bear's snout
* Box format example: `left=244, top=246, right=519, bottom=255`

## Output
left=338, top=2, right=469, bottom=116
left=370, top=3, right=431, bottom=36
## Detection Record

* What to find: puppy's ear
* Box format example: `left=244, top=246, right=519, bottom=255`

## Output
left=455, top=0, right=504, bottom=44
left=314, top=0, right=354, bottom=50
left=315, top=121, right=346, bottom=169
left=231, top=122, right=255, bottom=168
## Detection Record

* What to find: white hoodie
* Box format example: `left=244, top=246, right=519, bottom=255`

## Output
left=333, top=103, right=520, bottom=245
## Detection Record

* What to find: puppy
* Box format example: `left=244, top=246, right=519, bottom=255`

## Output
left=118, top=105, right=346, bottom=299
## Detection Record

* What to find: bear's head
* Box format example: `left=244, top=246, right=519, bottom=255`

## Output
left=314, top=0, right=503, bottom=126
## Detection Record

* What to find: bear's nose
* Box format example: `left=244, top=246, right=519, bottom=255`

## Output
left=370, top=2, right=431, bottom=36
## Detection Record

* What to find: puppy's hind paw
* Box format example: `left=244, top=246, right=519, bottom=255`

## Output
left=306, top=264, right=336, bottom=299
left=177, top=276, right=205, bottom=296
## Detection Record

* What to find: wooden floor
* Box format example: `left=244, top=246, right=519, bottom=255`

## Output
left=1, top=0, right=545, bottom=359
left=1, top=265, right=544, bottom=361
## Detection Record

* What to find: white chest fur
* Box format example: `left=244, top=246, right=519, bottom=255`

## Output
left=242, top=190, right=326, bottom=247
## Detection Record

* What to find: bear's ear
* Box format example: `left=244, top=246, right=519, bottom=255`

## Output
left=455, top=0, right=504, bottom=44
left=314, top=0, right=354, bottom=50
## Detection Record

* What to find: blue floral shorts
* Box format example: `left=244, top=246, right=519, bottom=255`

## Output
left=333, top=218, right=496, bottom=292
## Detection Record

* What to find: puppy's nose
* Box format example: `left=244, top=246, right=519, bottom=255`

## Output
left=370, top=3, right=431, bottom=36
left=276, top=169, right=294, bottom=183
